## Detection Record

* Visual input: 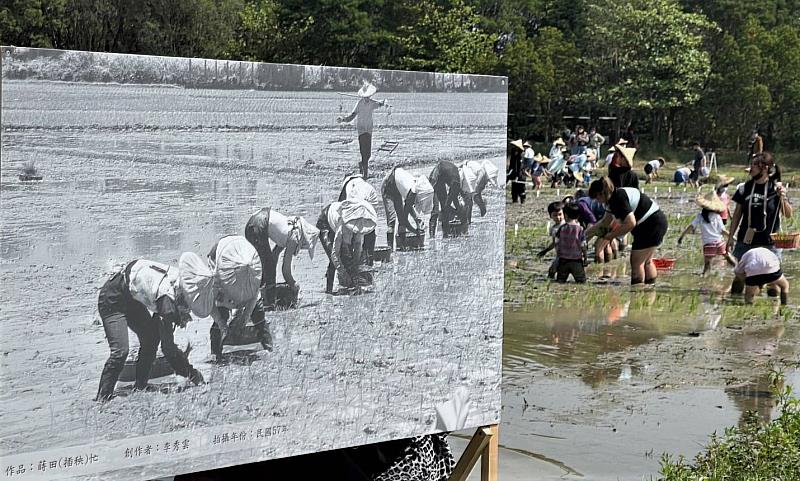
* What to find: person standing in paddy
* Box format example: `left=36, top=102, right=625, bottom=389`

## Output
left=95, top=253, right=210, bottom=401
left=338, top=173, right=381, bottom=264
left=337, top=81, right=386, bottom=179
left=244, top=208, right=319, bottom=309
left=586, top=177, right=669, bottom=286
left=677, top=191, right=737, bottom=276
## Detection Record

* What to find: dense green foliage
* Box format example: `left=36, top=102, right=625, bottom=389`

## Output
left=659, top=371, right=800, bottom=481
left=2, top=0, right=799, bottom=150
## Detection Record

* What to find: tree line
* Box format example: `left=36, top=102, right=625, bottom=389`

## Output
left=2, top=0, right=799, bottom=151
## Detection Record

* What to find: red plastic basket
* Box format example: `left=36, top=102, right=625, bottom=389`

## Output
left=652, top=258, right=676, bottom=270
left=771, top=232, right=800, bottom=249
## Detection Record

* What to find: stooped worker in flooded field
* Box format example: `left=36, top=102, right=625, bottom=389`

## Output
left=206, top=236, right=272, bottom=361
left=339, top=173, right=381, bottom=264
left=317, top=199, right=378, bottom=294
left=244, top=208, right=319, bottom=309
left=381, top=166, right=435, bottom=247
left=337, top=81, right=387, bottom=179
left=95, top=253, right=210, bottom=401
left=428, top=160, right=468, bottom=237
left=734, top=247, right=790, bottom=305
left=586, top=177, right=669, bottom=286
left=460, top=159, right=500, bottom=221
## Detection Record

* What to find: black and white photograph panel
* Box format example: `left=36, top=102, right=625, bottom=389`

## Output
left=0, top=47, right=506, bottom=480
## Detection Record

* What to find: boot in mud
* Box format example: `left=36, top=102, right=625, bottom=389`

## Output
left=780, top=292, right=788, bottom=305
left=210, top=326, right=224, bottom=363
left=730, top=277, right=745, bottom=295
left=386, top=231, right=394, bottom=251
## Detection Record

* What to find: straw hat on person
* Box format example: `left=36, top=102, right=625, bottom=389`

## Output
left=523, top=141, right=532, bottom=148
left=696, top=191, right=726, bottom=213
left=178, top=252, right=214, bottom=318
left=608, top=145, right=617, bottom=153
left=553, top=138, right=566, bottom=147
left=614, top=144, right=636, bottom=168
left=617, top=138, right=629, bottom=145
left=510, top=139, right=524, bottom=150
left=716, top=175, right=735, bottom=187
left=534, top=153, right=551, bottom=164
left=357, top=82, right=377, bottom=98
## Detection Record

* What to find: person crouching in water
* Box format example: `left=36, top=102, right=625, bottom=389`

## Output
left=644, top=157, right=665, bottom=184
left=339, top=173, right=381, bottom=264
left=677, top=191, right=737, bottom=276
left=207, top=236, right=271, bottom=361
left=381, top=166, right=435, bottom=246
left=428, top=160, right=467, bottom=237
left=461, top=159, right=500, bottom=220
left=244, top=208, right=319, bottom=309
left=734, top=247, right=789, bottom=305
left=95, top=253, right=210, bottom=401
left=317, top=199, right=378, bottom=294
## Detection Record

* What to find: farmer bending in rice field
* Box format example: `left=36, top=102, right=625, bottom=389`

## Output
left=207, top=236, right=272, bottom=361
left=95, top=253, right=210, bottom=401
left=339, top=173, right=381, bottom=264
left=337, top=81, right=386, bottom=179
left=317, top=199, right=378, bottom=294
left=428, top=160, right=467, bottom=237
left=245, top=208, right=319, bottom=309
left=460, top=159, right=500, bottom=221
left=382, top=166, right=435, bottom=247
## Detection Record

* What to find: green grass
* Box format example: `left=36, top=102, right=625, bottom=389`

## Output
left=659, top=370, right=800, bottom=481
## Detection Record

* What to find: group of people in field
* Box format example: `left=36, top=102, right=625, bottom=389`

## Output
left=511, top=133, right=792, bottom=307
left=95, top=154, right=499, bottom=402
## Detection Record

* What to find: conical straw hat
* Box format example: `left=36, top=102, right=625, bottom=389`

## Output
left=510, top=139, right=524, bottom=150
left=695, top=191, right=726, bottom=213
left=357, top=83, right=377, bottom=98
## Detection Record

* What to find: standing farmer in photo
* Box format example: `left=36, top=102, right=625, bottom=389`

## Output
left=337, top=81, right=386, bottom=179
left=244, top=208, right=319, bottom=309
left=95, top=253, right=210, bottom=401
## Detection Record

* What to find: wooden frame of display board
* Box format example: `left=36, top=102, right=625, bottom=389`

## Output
left=448, top=424, right=499, bottom=481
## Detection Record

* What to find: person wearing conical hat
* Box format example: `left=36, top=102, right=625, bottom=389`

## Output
left=677, top=190, right=737, bottom=276
left=245, top=208, right=319, bottom=309
left=338, top=173, right=381, bottom=265
left=461, top=159, right=500, bottom=219
left=316, top=199, right=378, bottom=293
left=95, top=254, right=209, bottom=401
left=207, top=236, right=271, bottom=361
left=715, top=176, right=735, bottom=225
left=337, top=80, right=386, bottom=179
left=429, top=160, right=469, bottom=236
left=507, top=139, right=527, bottom=204
left=607, top=143, right=639, bottom=189
left=381, top=166, right=435, bottom=244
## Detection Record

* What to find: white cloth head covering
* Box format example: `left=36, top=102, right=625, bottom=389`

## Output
left=481, top=159, right=500, bottom=186
left=214, top=236, right=262, bottom=305
left=178, top=252, right=214, bottom=318
left=413, top=175, right=435, bottom=215
left=340, top=199, right=377, bottom=234
left=293, top=216, right=320, bottom=260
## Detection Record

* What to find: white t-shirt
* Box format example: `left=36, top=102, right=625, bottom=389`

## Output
left=647, top=159, right=661, bottom=172
left=690, top=212, right=725, bottom=245
left=344, top=176, right=380, bottom=211
left=735, top=247, right=781, bottom=278
left=393, top=168, right=416, bottom=198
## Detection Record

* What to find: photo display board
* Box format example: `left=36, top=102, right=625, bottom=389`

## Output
left=0, top=47, right=506, bottom=480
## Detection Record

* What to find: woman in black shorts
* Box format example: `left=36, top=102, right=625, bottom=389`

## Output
left=586, top=177, right=669, bottom=285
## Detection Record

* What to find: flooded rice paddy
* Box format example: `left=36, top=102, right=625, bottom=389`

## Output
left=504, top=181, right=800, bottom=480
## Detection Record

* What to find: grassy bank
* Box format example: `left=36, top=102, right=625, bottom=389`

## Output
left=659, top=371, right=800, bottom=481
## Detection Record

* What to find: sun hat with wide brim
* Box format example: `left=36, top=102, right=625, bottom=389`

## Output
left=178, top=252, right=214, bottom=318
left=617, top=138, right=629, bottom=145
left=534, top=153, right=551, bottom=164
left=696, top=191, right=726, bottom=213
left=340, top=199, right=378, bottom=234
left=523, top=141, right=532, bottom=148
left=614, top=144, right=636, bottom=168
left=608, top=146, right=617, bottom=153
left=510, top=139, right=525, bottom=150
left=357, top=83, right=377, bottom=98
left=553, top=138, right=566, bottom=147
left=214, top=236, right=262, bottom=305
left=716, top=175, right=735, bottom=187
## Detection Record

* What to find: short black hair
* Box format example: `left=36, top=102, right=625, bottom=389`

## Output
left=547, top=201, right=564, bottom=215
left=563, top=202, right=581, bottom=221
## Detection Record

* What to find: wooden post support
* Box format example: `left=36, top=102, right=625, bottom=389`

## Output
left=448, top=424, right=499, bottom=481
